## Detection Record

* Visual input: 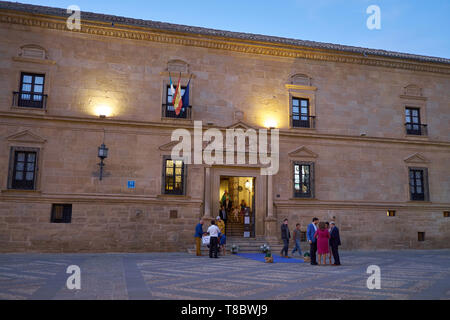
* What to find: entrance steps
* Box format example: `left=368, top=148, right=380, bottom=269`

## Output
left=187, top=237, right=293, bottom=254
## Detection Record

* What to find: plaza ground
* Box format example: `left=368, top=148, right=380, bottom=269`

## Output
left=0, top=250, right=449, bottom=300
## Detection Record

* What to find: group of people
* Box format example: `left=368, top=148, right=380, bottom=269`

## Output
left=194, top=218, right=227, bottom=258
left=219, top=191, right=248, bottom=224
left=281, top=217, right=341, bottom=266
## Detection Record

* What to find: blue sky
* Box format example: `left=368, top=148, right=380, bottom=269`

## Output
left=14, top=0, right=450, bottom=58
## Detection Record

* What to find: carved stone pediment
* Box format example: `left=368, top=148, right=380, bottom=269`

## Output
left=6, top=130, right=46, bottom=144
left=404, top=84, right=422, bottom=97
left=404, top=153, right=430, bottom=164
left=288, top=146, right=318, bottom=158
left=290, top=73, right=311, bottom=86
left=226, top=121, right=257, bottom=131
left=167, top=59, right=189, bottom=74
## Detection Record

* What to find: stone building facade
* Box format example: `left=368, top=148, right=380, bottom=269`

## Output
left=0, top=2, right=449, bottom=252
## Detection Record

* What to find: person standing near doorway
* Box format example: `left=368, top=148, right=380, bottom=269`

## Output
left=207, top=220, right=221, bottom=258
left=216, top=216, right=225, bottom=235
left=194, top=219, right=204, bottom=256
left=280, top=218, right=290, bottom=258
left=307, top=217, right=319, bottom=265
left=219, top=204, right=227, bottom=225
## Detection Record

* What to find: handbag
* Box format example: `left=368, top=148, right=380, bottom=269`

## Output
left=202, top=235, right=210, bottom=245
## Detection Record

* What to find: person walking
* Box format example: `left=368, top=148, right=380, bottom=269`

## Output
left=291, top=223, right=303, bottom=257
left=307, top=217, right=319, bottom=265
left=207, top=220, right=221, bottom=258
left=194, top=219, right=204, bottom=256
left=314, top=222, right=330, bottom=265
left=216, top=216, right=225, bottom=235
left=329, top=221, right=341, bottom=266
left=280, top=218, right=290, bottom=258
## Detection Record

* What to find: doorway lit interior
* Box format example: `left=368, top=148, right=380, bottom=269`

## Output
left=219, top=176, right=255, bottom=238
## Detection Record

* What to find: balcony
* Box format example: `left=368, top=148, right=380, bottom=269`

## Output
left=12, top=91, right=47, bottom=109
left=291, top=115, right=316, bottom=129
left=162, top=103, right=192, bottom=119
left=405, top=123, right=427, bottom=136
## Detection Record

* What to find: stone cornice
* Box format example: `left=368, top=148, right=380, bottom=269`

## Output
left=1, top=111, right=450, bottom=148
left=1, top=10, right=450, bottom=75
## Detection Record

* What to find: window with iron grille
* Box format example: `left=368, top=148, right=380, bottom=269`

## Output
left=409, top=167, right=429, bottom=201
left=163, top=157, right=185, bottom=195
left=164, top=85, right=189, bottom=118
left=293, top=162, right=314, bottom=198
left=17, top=73, right=46, bottom=108
left=51, top=204, right=72, bottom=223
left=405, top=107, right=424, bottom=135
left=292, top=98, right=312, bottom=128
left=11, top=150, right=37, bottom=190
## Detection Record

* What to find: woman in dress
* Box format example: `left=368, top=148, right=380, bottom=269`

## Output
left=314, top=221, right=330, bottom=265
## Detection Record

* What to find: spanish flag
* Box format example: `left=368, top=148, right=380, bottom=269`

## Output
left=173, top=74, right=183, bottom=116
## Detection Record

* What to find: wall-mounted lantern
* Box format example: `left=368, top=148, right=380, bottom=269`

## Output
left=98, top=143, right=109, bottom=180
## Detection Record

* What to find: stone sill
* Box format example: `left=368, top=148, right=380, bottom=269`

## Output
left=1, top=189, right=42, bottom=195
left=10, top=106, right=47, bottom=114
left=157, top=194, right=191, bottom=200
left=288, top=197, right=317, bottom=201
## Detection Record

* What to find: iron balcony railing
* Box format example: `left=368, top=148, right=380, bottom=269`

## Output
left=12, top=91, right=47, bottom=109
left=405, top=123, right=428, bottom=136
left=291, top=115, right=316, bottom=129
left=162, top=103, right=192, bottom=119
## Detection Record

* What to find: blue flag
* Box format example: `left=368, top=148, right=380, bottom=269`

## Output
left=182, top=77, right=191, bottom=107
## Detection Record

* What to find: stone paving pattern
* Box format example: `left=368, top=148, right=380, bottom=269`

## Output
left=0, top=250, right=449, bottom=300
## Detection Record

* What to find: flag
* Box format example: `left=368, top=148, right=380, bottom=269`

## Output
left=169, top=73, right=175, bottom=96
left=182, top=75, right=192, bottom=109
left=173, top=74, right=183, bottom=116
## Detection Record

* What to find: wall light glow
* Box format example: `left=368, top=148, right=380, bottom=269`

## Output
left=94, top=104, right=113, bottom=118
left=264, top=118, right=278, bottom=129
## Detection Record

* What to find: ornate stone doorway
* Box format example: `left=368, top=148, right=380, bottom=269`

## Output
left=219, top=176, right=255, bottom=238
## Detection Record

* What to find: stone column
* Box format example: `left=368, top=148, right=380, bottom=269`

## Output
left=203, top=166, right=212, bottom=219
left=264, top=174, right=278, bottom=240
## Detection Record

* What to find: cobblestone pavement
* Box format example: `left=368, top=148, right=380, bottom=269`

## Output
left=0, top=250, right=449, bottom=300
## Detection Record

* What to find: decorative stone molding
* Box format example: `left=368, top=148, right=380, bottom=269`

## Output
left=0, top=11, right=449, bottom=74
left=288, top=146, right=318, bottom=158
left=289, top=73, right=311, bottom=86
left=404, top=153, right=430, bottom=164
left=167, top=59, right=189, bottom=74
left=6, top=130, right=47, bottom=144
left=18, top=44, right=48, bottom=59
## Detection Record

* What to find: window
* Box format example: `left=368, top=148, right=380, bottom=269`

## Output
left=405, top=107, right=426, bottom=135
left=51, top=204, right=72, bottom=223
left=292, top=98, right=313, bottom=128
left=444, top=211, right=450, bottom=218
left=293, top=162, right=314, bottom=198
left=11, top=150, right=37, bottom=190
left=409, top=168, right=429, bottom=201
left=300, top=231, right=307, bottom=242
left=418, top=232, right=425, bottom=242
left=163, top=85, right=190, bottom=119
left=387, top=210, right=396, bottom=217
left=163, top=158, right=185, bottom=195
left=14, top=73, right=47, bottom=108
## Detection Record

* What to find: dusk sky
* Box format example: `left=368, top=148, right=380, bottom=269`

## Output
left=11, top=0, right=450, bottom=58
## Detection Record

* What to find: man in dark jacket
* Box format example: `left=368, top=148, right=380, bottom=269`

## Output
left=280, top=219, right=290, bottom=258
left=329, top=221, right=341, bottom=265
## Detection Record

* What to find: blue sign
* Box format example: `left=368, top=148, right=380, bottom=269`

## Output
left=127, top=180, right=135, bottom=189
